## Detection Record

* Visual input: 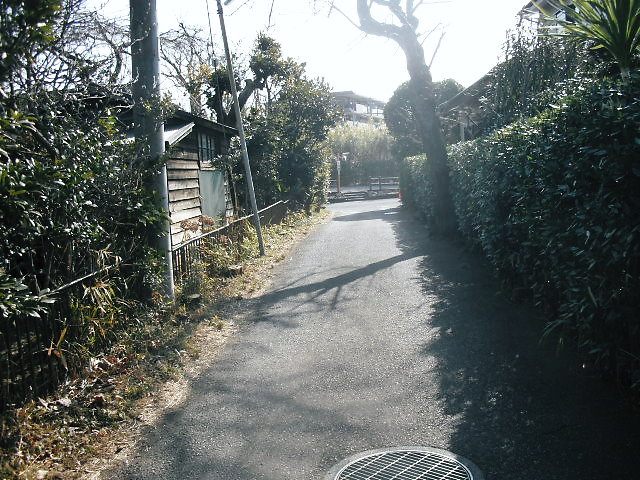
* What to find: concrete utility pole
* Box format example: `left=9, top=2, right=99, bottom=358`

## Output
left=130, top=0, right=175, bottom=298
left=216, top=0, right=265, bottom=256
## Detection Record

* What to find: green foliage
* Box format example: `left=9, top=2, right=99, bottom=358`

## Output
left=249, top=34, right=289, bottom=86
left=385, top=79, right=463, bottom=159
left=535, top=0, right=640, bottom=77
left=399, top=154, right=437, bottom=225
left=478, top=23, right=601, bottom=133
left=201, top=35, right=337, bottom=213
left=204, top=33, right=304, bottom=124
left=325, top=123, right=396, bottom=185
left=0, top=271, right=51, bottom=320
left=200, top=222, right=257, bottom=278
left=0, top=0, right=167, bottom=375
left=0, top=0, right=61, bottom=83
left=242, top=69, right=340, bottom=212
left=437, top=75, right=640, bottom=388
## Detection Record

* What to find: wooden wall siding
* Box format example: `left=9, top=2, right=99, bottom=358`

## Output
left=166, top=149, right=202, bottom=246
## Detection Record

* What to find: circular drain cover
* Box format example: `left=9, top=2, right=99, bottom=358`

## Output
left=325, top=447, right=484, bottom=480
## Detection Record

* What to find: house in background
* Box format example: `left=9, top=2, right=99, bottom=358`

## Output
left=332, top=91, right=386, bottom=126
left=438, top=1, right=570, bottom=141
left=520, top=1, right=570, bottom=27
left=163, top=110, right=238, bottom=246
left=437, top=73, right=494, bottom=141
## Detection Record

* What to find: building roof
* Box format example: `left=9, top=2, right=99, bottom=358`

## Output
left=171, top=110, right=238, bottom=137
left=332, top=91, right=386, bottom=108
left=125, top=108, right=239, bottom=147
left=520, top=1, right=564, bottom=17
left=438, top=72, right=494, bottom=112
left=164, top=122, right=195, bottom=147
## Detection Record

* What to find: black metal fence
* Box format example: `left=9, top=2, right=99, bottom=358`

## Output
left=1, top=270, right=103, bottom=412
left=172, top=200, right=288, bottom=284
left=1, top=201, right=288, bottom=412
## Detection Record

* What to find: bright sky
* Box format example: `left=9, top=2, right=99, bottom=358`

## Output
left=91, top=0, right=528, bottom=103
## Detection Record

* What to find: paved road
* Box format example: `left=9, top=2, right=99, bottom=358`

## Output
left=106, top=198, right=640, bottom=479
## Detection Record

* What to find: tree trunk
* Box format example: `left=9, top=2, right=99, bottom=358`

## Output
left=356, top=0, right=456, bottom=234
left=400, top=31, right=456, bottom=234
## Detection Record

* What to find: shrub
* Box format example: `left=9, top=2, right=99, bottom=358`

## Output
left=407, top=75, right=640, bottom=388
left=0, top=0, right=169, bottom=406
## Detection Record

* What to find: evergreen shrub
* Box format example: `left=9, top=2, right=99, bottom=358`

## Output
left=404, top=76, right=640, bottom=388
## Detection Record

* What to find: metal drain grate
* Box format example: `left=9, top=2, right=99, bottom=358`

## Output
left=325, top=447, right=484, bottom=480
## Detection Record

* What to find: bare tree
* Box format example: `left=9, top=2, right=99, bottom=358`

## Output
left=353, top=0, right=456, bottom=234
left=160, top=24, right=215, bottom=115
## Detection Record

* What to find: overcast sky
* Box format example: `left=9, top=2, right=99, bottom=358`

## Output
left=91, top=0, right=529, bottom=104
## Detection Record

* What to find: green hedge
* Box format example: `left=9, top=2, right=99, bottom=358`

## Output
left=403, top=77, right=640, bottom=387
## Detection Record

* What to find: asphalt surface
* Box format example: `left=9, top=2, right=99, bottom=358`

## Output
left=105, top=198, right=640, bottom=479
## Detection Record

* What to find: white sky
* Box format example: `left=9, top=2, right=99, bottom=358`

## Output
left=91, top=0, right=528, bottom=103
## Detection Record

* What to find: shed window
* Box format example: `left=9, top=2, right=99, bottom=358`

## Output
left=198, top=132, right=216, bottom=165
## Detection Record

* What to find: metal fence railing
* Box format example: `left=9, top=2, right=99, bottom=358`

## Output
left=369, top=177, right=400, bottom=192
left=2, top=201, right=289, bottom=412
left=171, top=200, right=289, bottom=285
left=1, top=269, right=104, bottom=412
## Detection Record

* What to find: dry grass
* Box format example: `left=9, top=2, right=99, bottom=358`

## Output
left=0, top=209, right=330, bottom=480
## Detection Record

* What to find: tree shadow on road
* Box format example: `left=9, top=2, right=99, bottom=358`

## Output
left=388, top=206, right=640, bottom=480
left=246, top=206, right=423, bottom=325
left=106, top=342, right=405, bottom=480
left=105, top=202, right=640, bottom=480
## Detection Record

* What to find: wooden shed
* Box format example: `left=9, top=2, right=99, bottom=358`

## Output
left=163, top=110, right=238, bottom=246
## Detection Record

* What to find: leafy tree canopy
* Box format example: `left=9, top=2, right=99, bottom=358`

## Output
left=384, top=78, right=463, bottom=159
left=205, top=33, right=302, bottom=125
left=0, top=0, right=61, bottom=84
left=237, top=59, right=340, bottom=212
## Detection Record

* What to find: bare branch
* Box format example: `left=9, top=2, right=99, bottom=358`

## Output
left=428, top=31, right=445, bottom=68
left=357, top=0, right=403, bottom=40
left=268, top=0, right=276, bottom=27
left=328, top=2, right=362, bottom=30
left=419, top=22, right=441, bottom=45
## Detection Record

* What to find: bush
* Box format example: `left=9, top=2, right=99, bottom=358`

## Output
left=240, top=73, right=339, bottom=213
left=406, top=75, right=640, bottom=388
left=474, top=21, right=608, bottom=136
left=399, top=154, right=434, bottom=225
left=0, top=0, right=169, bottom=405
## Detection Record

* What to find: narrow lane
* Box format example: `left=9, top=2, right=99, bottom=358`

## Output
left=107, top=198, right=640, bottom=479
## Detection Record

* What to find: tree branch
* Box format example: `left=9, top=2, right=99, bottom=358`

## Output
left=357, top=0, right=403, bottom=40
left=328, top=2, right=362, bottom=30
left=428, top=31, right=445, bottom=68
left=420, top=22, right=442, bottom=45
left=28, top=126, right=59, bottom=159
left=405, top=0, right=420, bottom=28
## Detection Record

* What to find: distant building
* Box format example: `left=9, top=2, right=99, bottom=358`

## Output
left=332, top=91, right=386, bottom=126
left=519, top=1, right=572, bottom=30
left=439, top=1, right=572, bottom=140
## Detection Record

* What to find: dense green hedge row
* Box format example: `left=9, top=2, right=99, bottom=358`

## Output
left=402, top=77, right=640, bottom=387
